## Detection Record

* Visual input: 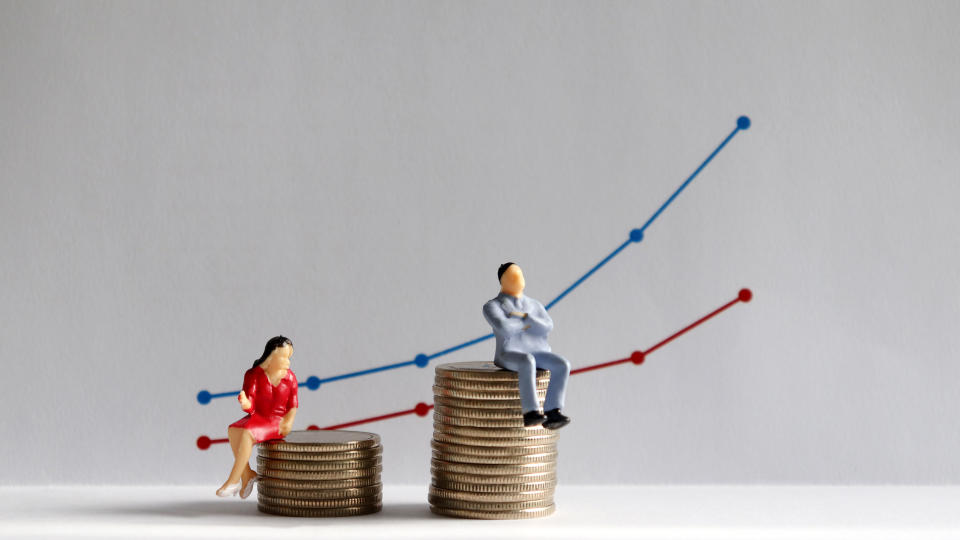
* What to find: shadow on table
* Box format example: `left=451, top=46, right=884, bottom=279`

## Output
left=87, top=501, right=436, bottom=524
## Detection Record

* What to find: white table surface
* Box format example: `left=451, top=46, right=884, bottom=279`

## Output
left=1, top=485, right=959, bottom=539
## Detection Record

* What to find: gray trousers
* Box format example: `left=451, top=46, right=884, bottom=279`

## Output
left=494, top=351, right=570, bottom=413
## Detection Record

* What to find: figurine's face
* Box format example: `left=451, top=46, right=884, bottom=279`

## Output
left=265, top=344, right=292, bottom=374
left=500, top=264, right=525, bottom=296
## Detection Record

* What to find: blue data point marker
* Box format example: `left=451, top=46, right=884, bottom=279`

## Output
left=197, top=390, right=211, bottom=405
left=737, top=116, right=751, bottom=130
left=414, top=354, right=429, bottom=368
left=629, top=228, right=644, bottom=243
left=306, top=376, right=321, bottom=390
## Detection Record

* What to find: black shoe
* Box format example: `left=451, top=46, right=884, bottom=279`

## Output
left=542, top=408, right=570, bottom=430
left=523, top=410, right=546, bottom=427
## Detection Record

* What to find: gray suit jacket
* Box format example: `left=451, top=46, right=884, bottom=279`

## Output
left=482, top=292, right=554, bottom=361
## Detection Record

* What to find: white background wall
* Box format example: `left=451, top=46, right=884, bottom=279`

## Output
left=1, top=1, right=958, bottom=485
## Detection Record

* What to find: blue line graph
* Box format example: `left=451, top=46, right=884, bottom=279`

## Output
left=196, top=115, right=751, bottom=404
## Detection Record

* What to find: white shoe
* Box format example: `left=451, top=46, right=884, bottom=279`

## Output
left=216, top=481, right=241, bottom=497
left=240, top=475, right=257, bottom=499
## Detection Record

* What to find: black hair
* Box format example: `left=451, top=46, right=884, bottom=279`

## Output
left=497, top=262, right=516, bottom=283
left=253, top=335, right=293, bottom=368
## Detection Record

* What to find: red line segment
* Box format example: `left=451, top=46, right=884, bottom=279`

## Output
left=318, top=402, right=434, bottom=431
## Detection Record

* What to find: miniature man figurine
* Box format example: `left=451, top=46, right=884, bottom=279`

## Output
left=482, top=262, right=571, bottom=429
left=216, top=335, right=298, bottom=498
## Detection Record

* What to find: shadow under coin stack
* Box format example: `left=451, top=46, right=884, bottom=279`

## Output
left=256, top=430, right=383, bottom=517
left=429, top=361, right=558, bottom=519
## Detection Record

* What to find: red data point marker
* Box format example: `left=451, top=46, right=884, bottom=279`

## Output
left=414, top=402, right=432, bottom=417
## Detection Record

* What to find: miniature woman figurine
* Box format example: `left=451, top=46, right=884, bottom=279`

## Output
left=482, top=262, right=571, bottom=429
left=216, top=335, right=299, bottom=498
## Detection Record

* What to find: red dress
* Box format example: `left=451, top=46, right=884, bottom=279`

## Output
left=229, top=367, right=299, bottom=443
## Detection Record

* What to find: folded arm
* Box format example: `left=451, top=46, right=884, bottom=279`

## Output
left=483, top=300, right=527, bottom=335
left=525, top=300, right=553, bottom=334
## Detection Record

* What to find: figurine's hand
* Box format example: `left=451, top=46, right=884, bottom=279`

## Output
left=238, top=391, right=252, bottom=411
left=522, top=324, right=530, bottom=331
left=278, top=421, right=293, bottom=437
left=509, top=311, right=528, bottom=319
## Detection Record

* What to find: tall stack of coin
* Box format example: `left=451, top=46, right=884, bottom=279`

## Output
left=429, top=361, right=558, bottom=519
left=256, top=430, right=382, bottom=517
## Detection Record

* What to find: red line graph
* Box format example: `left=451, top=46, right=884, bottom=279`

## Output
left=196, top=288, right=751, bottom=450
left=311, top=402, right=436, bottom=431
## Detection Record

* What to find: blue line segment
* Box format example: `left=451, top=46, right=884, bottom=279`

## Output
left=196, top=116, right=750, bottom=404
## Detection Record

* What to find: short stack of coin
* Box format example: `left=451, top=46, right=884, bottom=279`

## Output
left=429, top=361, right=558, bottom=519
left=256, top=430, right=382, bottom=517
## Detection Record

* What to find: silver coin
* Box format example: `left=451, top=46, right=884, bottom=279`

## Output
left=433, top=432, right=557, bottom=447
left=431, top=439, right=557, bottom=456
left=258, top=448, right=382, bottom=462
left=256, top=455, right=381, bottom=472
left=429, top=504, right=555, bottom=519
left=433, top=412, right=525, bottom=428
left=257, top=493, right=382, bottom=509
left=435, top=361, right=548, bottom=381
left=431, top=478, right=557, bottom=493
left=434, top=377, right=550, bottom=392
left=257, top=465, right=382, bottom=481
left=431, top=458, right=556, bottom=475
left=432, top=404, right=529, bottom=420
left=432, top=422, right=553, bottom=438
left=257, top=502, right=381, bottom=517
left=429, top=485, right=554, bottom=503
left=431, top=470, right=557, bottom=485
left=428, top=494, right=554, bottom=511
left=257, top=483, right=382, bottom=500
left=432, top=449, right=558, bottom=465
left=433, top=395, right=528, bottom=410
left=433, top=385, right=547, bottom=400
left=257, top=476, right=382, bottom=490
left=260, top=430, right=381, bottom=452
